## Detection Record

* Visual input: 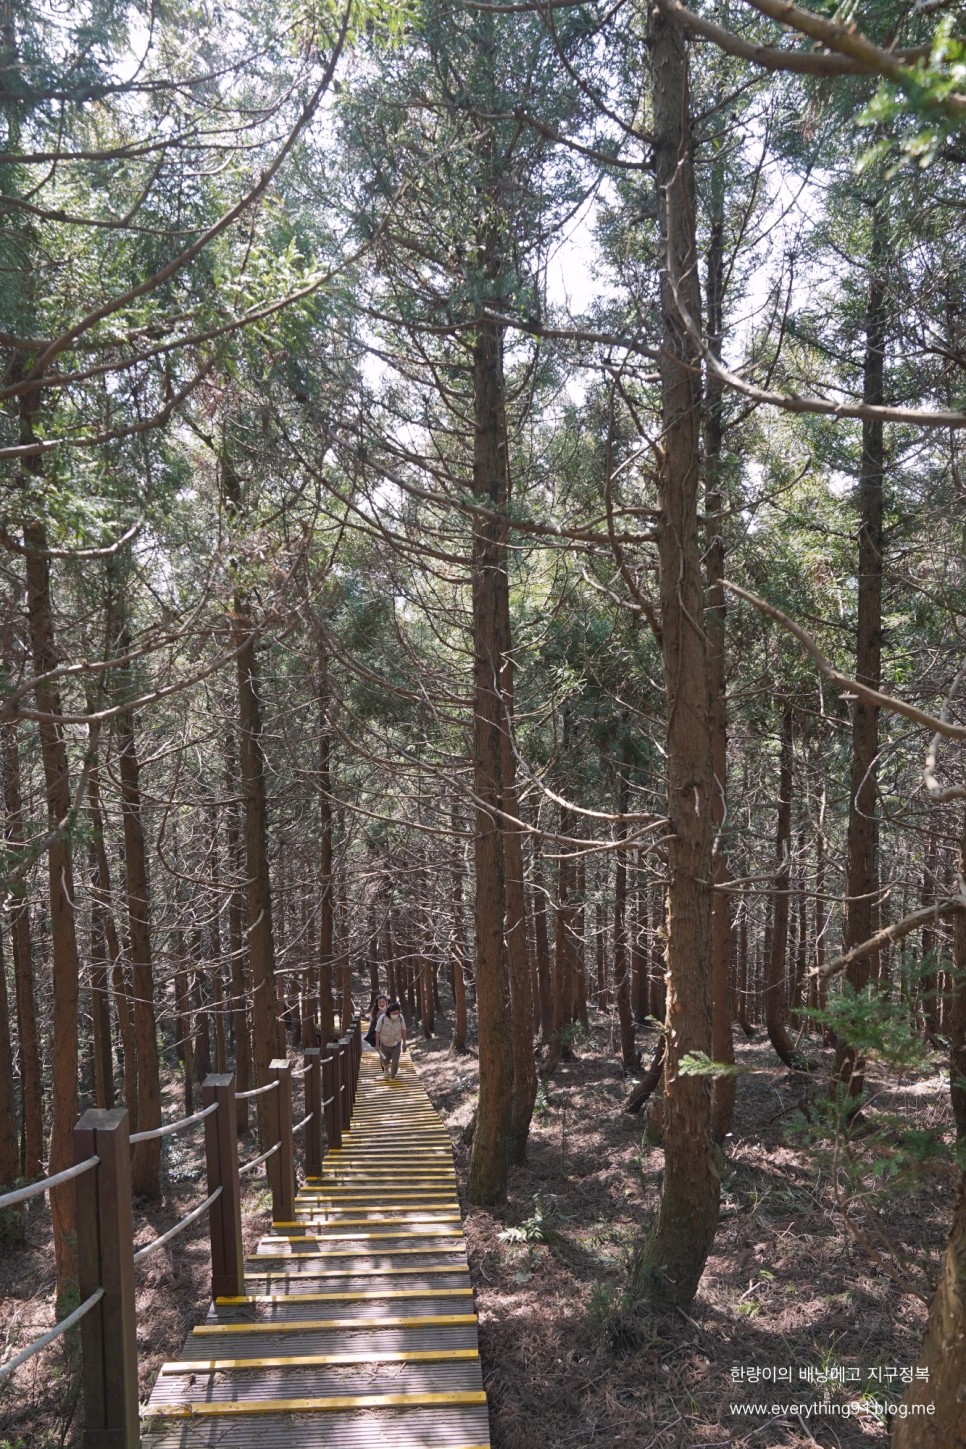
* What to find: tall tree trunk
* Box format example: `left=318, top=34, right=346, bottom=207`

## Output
left=765, top=708, right=804, bottom=1068
left=209, top=813, right=228, bottom=1073
left=317, top=631, right=336, bottom=1041
left=225, top=733, right=251, bottom=1129
left=919, top=828, right=942, bottom=1045
left=174, top=931, right=194, bottom=1115
left=632, top=857, right=648, bottom=1022
left=0, top=923, right=20, bottom=1190
left=614, top=761, right=636, bottom=1071
left=893, top=1174, right=966, bottom=1447
left=86, top=741, right=116, bottom=1111
left=24, top=524, right=80, bottom=1288
left=450, top=824, right=468, bottom=1052
left=236, top=622, right=280, bottom=1131
left=502, top=655, right=536, bottom=1162
left=2, top=721, right=43, bottom=1179
left=88, top=886, right=114, bottom=1110
left=338, top=869, right=353, bottom=1030
left=630, top=9, right=718, bottom=1310
left=704, top=143, right=736, bottom=1142
left=467, top=312, right=513, bottom=1205
left=949, top=811, right=966, bottom=1141
left=574, top=856, right=588, bottom=1029
left=224, top=456, right=279, bottom=1142
left=736, top=884, right=753, bottom=1036
left=87, top=729, right=137, bottom=1120
left=834, top=203, right=886, bottom=1101
left=650, top=882, right=666, bottom=1023
left=532, top=859, right=554, bottom=1042
left=117, top=689, right=162, bottom=1197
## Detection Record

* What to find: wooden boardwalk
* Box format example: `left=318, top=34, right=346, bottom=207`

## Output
left=142, top=1050, right=491, bottom=1448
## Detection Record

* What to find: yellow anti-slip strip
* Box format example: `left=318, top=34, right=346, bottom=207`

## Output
left=194, top=1313, right=478, bottom=1335
left=148, top=1391, right=488, bottom=1418
left=248, top=1244, right=466, bottom=1261
left=215, top=1288, right=472, bottom=1305
left=267, top=1229, right=462, bottom=1242
left=161, top=1348, right=480, bottom=1374
left=296, top=1194, right=458, bottom=1203
left=317, top=1173, right=455, bottom=1182
left=246, top=1265, right=469, bottom=1281
left=274, top=1215, right=460, bottom=1228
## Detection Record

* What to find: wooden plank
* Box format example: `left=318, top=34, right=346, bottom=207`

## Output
left=148, top=1390, right=488, bottom=1417
left=215, top=1288, right=473, bottom=1305
left=193, top=1313, right=478, bottom=1335
left=160, top=1348, right=480, bottom=1373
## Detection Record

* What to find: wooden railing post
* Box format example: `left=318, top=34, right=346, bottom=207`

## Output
left=322, top=1047, right=341, bottom=1149
left=352, top=1018, right=362, bottom=1097
left=338, top=1035, right=352, bottom=1131
left=74, top=1108, right=139, bottom=1449
left=202, top=1073, right=244, bottom=1299
left=268, top=1058, right=295, bottom=1222
left=303, top=1048, right=322, bottom=1179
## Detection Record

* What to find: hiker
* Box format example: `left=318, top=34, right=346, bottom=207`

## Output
left=364, top=994, right=388, bottom=1050
left=376, top=1000, right=407, bottom=1079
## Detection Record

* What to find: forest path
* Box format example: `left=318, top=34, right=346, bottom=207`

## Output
left=141, top=1049, right=491, bottom=1448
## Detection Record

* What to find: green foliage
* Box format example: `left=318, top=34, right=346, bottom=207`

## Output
left=498, top=1193, right=561, bottom=1247
left=533, top=1076, right=553, bottom=1121
left=860, top=17, right=966, bottom=167
left=802, top=986, right=943, bottom=1075
left=677, top=1052, right=747, bottom=1080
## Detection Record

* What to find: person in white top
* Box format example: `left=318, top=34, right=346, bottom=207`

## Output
left=376, top=1001, right=407, bottom=1080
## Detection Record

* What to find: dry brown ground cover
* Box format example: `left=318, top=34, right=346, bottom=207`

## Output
left=0, top=1012, right=954, bottom=1449
left=413, top=1017, right=954, bottom=1449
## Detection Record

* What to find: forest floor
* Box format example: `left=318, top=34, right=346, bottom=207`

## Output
left=0, top=1013, right=954, bottom=1449
left=413, top=1013, right=954, bottom=1449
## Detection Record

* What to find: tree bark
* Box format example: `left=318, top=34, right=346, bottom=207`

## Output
left=532, top=859, right=554, bottom=1042
left=950, top=810, right=966, bottom=1140
left=0, top=923, right=20, bottom=1190
left=501, top=654, right=536, bottom=1162
left=614, top=761, right=637, bottom=1072
left=24, top=524, right=80, bottom=1288
left=117, top=694, right=162, bottom=1197
left=86, top=741, right=116, bottom=1111
left=224, top=455, right=279, bottom=1143
left=704, top=141, right=736, bottom=1141
left=2, top=721, right=43, bottom=1179
left=893, top=1174, right=966, bottom=1447
left=467, top=313, right=513, bottom=1206
left=450, top=822, right=468, bottom=1051
left=765, top=708, right=805, bottom=1068
left=629, top=8, right=719, bottom=1311
left=317, top=631, right=336, bottom=1042
left=834, top=202, right=886, bottom=1100
left=225, top=732, right=251, bottom=1129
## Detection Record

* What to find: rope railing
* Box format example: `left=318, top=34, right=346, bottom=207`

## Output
left=236, top=1079, right=279, bottom=1100
left=0, top=1154, right=99, bottom=1212
left=0, top=1288, right=105, bottom=1382
left=238, top=1139, right=280, bottom=1177
left=133, top=1187, right=223, bottom=1264
left=5, top=1018, right=364, bottom=1448
left=129, top=1100, right=218, bottom=1145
